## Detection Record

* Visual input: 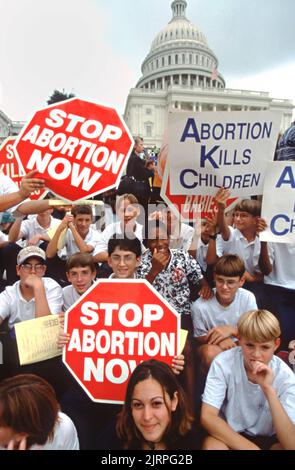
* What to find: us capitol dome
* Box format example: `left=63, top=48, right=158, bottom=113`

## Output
left=124, top=0, right=293, bottom=149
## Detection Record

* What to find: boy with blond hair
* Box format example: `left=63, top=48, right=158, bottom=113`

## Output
left=201, top=310, right=295, bottom=450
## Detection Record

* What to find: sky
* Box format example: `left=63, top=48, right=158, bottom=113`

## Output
left=0, top=0, right=294, bottom=121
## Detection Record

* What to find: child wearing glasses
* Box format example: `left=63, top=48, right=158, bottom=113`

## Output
left=214, top=189, right=267, bottom=306
left=192, top=255, right=257, bottom=378
left=0, top=246, right=64, bottom=384
left=0, top=246, right=63, bottom=331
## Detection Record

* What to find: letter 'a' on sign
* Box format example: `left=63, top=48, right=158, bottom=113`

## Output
left=63, top=279, right=181, bottom=404
left=13, top=98, right=134, bottom=202
left=0, top=137, right=47, bottom=201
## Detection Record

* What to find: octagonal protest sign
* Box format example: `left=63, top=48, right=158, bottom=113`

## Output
left=161, top=162, right=238, bottom=221
left=0, top=137, right=47, bottom=200
left=14, top=98, right=134, bottom=202
left=63, top=279, right=180, bottom=404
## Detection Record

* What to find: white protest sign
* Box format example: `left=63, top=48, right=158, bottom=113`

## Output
left=15, top=315, right=62, bottom=365
left=168, top=111, right=282, bottom=197
left=260, top=161, right=295, bottom=243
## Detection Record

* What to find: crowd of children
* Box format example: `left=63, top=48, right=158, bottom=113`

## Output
left=0, top=136, right=295, bottom=451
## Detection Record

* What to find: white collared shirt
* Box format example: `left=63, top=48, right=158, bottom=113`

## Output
left=60, top=226, right=101, bottom=258
left=197, top=236, right=223, bottom=272
left=169, top=223, right=194, bottom=251
left=0, top=278, right=63, bottom=329
left=264, top=242, right=295, bottom=290
left=62, top=281, right=97, bottom=311
left=20, top=216, right=60, bottom=246
left=0, top=174, right=19, bottom=223
left=220, top=227, right=261, bottom=275
left=93, top=221, right=144, bottom=256
left=0, top=230, right=8, bottom=244
left=202, top=347, right=295, bottom=436
left=192, top=288, right=257, bottom=338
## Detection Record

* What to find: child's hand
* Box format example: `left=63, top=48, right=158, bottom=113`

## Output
left=61, top=213, right=74, bottom=229
left=206, top=325, right=234, bottom=345
left=58, top=312, right=65, bottom=328
left=151, top=248, right=170, bottom=273
left=214, top=188, right=231, bottom=209
left=204, top=214, right=218, bottom=236
left=198, top=283, right=213, bottom=300
left=58, top=331, right=70, bottom=349
left=7, top=436, right=27, bottom=451
left=256, top=217, right=267, bottom=235
left=171, top=355, right=185, bottom=375
left=148, top=211, right=163, bottom=222
left=251, top=361, right=274, bottom=390
left=27, top=234, right=42, bottom=246
left=218, top=338, right=237, bottom=351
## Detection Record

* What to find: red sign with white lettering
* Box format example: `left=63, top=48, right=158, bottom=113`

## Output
left=0, top=137, right=47, bottom=200
left=14, top=99, right=134, bottom=202
left=161, top=164, right=238, bottom=221
left=63, top=279, right=180, bottom=403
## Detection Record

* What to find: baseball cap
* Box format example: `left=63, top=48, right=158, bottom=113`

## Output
left=0, top=212, right=15, bottom=224
left=17, top=246, right=46, bottom=265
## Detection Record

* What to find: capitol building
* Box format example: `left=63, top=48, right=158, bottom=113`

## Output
left=124, top=0, right=294, bottom=149
left=0, top=110, right=24, bottom=144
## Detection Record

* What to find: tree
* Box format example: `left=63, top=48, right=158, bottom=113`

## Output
left=47, top=89, right=75, bottom=105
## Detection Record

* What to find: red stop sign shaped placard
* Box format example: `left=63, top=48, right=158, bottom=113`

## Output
left=161, top=163, right=238, bottom=221
left=63, top=279, right=180, bottom=404
left=0, top=137, right=47, bottom=200
left=14, top=99, right=133, bottom=202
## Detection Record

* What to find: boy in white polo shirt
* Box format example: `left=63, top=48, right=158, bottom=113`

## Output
left=215, top=188, right=265, bottom=306
left=62, top=253, right=97, bottom=311
left=192, top=255, right=257, bottom=375
left=0, top=246, right=64, bottom=384
left=0, top=246, right=63, bottom=330
left=46, top=205, right=100, bottom=285
left=201, top=310, right=295, bottom=450
left=8, top=207, right=59, bottom=247
left=46, top=205, right=100, bottom=259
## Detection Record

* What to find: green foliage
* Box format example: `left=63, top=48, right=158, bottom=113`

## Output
left=47, top=89, right=75, bottom=105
